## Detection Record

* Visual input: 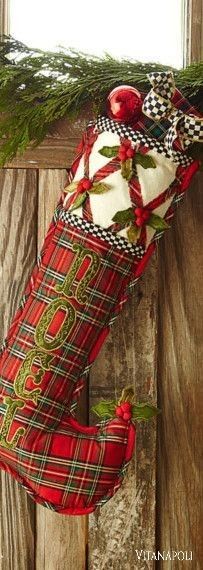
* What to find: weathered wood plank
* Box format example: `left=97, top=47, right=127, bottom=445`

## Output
left=156, top=4, right=203, bottom=568
left=89, top=258, right=158, bottom=570
left=157, top=174, right=203, bottom=569
left=2, top=138, right=78, bottom=170
left=35, top=169, right=87, bottom=570
left=36, top=508, right=87, bottom=570
left=0, top=0, right=10, bottom=37
left=1, top=115, right=93, bottom=170
left=0, top=168, right=37, bottom=570
left=185, top=0, right=203, bottom=63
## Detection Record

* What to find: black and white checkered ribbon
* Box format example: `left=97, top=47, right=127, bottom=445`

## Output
left=142, top=71, right=203, bottom=156
left=94, top=115, right=192, bottom=166
left=58, top=209, right=145, bottom=258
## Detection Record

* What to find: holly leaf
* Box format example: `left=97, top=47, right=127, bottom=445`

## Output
left=127, top=224, right=141, bottom=243
left=70, top=192, right=87, bottom=211
left=99, top=146, right=119, bottom=158
left=132, top=403, right=161, bottom=421
left=134, top=153, right=156, bottom=169
left=89, top=182, right=111, bottom=194
left=91, top=400, right=116, bottom=419
left=64, top=181, right=78, bottom=193
left=112, top=207, right=135, bottom=225
left=148, top=213, right=170, bottom=231
left=92, top=399, right=160, bottom=421
left=121, top=158, right=133, bottom=181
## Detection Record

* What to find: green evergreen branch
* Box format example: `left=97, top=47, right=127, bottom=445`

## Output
left=0, top=36, right=202, bottom=166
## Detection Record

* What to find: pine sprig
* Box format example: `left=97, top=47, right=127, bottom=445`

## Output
left=0, top=36, right=202, bottom=165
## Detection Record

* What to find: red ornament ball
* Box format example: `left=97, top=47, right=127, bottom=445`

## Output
left=107, top=85, right=142, bottom=123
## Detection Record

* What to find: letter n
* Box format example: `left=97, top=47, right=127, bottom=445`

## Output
left=56, top=243, right=100, bottom=304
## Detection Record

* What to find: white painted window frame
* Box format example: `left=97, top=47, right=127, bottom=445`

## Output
left=0, top=1, right=202, bottom=64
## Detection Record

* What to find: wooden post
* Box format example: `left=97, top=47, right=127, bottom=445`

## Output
left=0, top=170, right=37, bottom=569
left=88, top=262, right=158, bottom=569
left=184, top=0, right=203, bottom=64
left=157, top=1, right=203, bottom=568
left=0, top=0, right=10, bottom=37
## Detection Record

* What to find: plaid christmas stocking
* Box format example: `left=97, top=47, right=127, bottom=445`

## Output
left=0, top=72, right=202, bottom=515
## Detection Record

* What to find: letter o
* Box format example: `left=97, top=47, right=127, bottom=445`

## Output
left=178, top=552, right=184, bottom=561
left=35, top=297, right=76, bottom=351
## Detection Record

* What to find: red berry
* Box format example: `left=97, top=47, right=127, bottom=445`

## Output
left=134, top=207, right=143, bottom=216
left=116, top=406, right=123, bottom=418
left=118, top=150, right=127, bottom=161
left=120, top=402, right=131, bottom=412
left=126, top=148, right=134, bottom=158
left=142, top=210, right=150, bottom=222
left=122, top=139, right=131, bottom=148
left=123, top=412, right=131, bottom=421
left=120, top=143, right=127, bottom=151
left=135, top=216, right=144, bottom=227
left=77, top=180, right=84, bottom=192
left=83, top=178, right=92, bottom=191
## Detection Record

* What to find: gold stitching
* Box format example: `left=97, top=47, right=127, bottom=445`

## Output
left=0, top=397, right=26, bottom=449
left=35, top=297, right=76, bottom=351
left=56, top=243, right=100, bottom=304
left=14, top=349, right=54, bottom=405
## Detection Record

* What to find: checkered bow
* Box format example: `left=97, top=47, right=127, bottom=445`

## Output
left=142, top=71, right=203, bottom=155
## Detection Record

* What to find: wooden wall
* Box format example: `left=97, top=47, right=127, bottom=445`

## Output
left=0, top=156, right=158, bottom=570
left=0, top=1, right=202, bottom=568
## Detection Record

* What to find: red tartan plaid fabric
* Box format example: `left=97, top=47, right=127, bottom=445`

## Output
left=0, top=84, right=201, bottom=515
left=0, top=208, right=137, bottom=514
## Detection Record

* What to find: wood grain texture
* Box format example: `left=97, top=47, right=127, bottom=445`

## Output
left=156, top=6, right=203, bottom=569
left=0, top=170, right=37, bottom=344
left=157, top=173, right=203, bottom=568
left=0, top=0, right=10, bottom=36
left=186, top=0, right=203, bottom=63
left=0, top=3, right=202, bottom=563
left=0, top=169, right=37, bottom=570
left=2, top=115, right=93, bottom=170
left=35, top=170, right=87, bottom=570
left=36, top=510, right=87, bottom=570
left=89, top=258, right=158, bottom=570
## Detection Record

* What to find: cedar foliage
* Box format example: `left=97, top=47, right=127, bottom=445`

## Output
left=0, top=36, right=202, bottom=165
